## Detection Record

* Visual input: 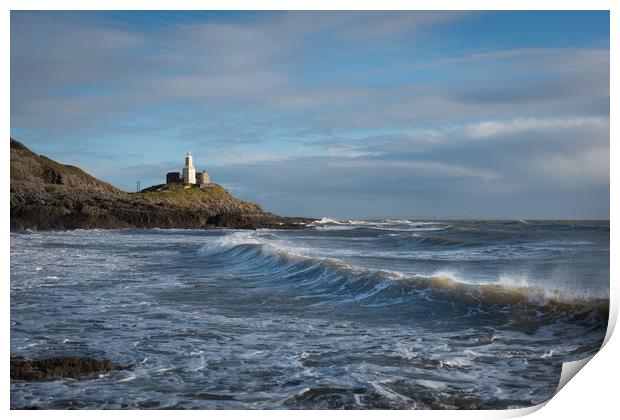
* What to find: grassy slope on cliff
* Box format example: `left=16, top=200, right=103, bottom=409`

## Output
left=9, top=139, right=300, bottom=230
left=10, top=139, right=123, bottom=197
left=133, top=184, right=262, bottom=213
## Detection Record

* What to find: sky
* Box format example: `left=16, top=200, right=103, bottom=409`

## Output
left=10, top=11, right=610, bottom=219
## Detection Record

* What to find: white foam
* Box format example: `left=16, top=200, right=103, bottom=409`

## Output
left=196, top=231, right=263, bottom=256
left=540, top=350, right=554, bottom=359
left=315, top=217, right=345, bottom=225
left=311, top=218, right=451, bottom=233
left=498, top=273, right=601, bottom=303
left=415, top=379, right=447, bottom=390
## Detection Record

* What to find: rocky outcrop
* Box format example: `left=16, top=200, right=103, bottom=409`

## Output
left=10, top=139, right=315, bottom=230
left=10, top=356, right=126, bottom=381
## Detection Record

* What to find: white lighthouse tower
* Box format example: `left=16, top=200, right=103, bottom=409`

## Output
left=182, top=153, right=196, bottom=184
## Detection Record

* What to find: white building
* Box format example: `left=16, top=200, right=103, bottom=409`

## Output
left=182, top=153, right=196, bottom=184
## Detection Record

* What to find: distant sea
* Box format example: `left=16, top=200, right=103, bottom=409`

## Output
left=10, top=219, right=609, bottom=409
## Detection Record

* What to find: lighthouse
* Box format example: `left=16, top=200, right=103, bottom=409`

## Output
left=182, top=153, right=196, bottom=184
left=165, top=153, right=211, bottom=186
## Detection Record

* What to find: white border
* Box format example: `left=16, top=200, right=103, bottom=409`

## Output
left=0, top=0, right=616, bottom=11
left=3, top=1, right=616, bottom=419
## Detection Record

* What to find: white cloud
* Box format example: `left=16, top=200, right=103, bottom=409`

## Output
left=528, top=146, right=609, bottom=186
left=326, top=147, right=380, bottom=159
left=465, top=116, right=609, bottom=139
left=386, top=160, right=501, bottom=182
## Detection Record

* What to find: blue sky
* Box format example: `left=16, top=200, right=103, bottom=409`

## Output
left=11, top=11, right=609, bottom=218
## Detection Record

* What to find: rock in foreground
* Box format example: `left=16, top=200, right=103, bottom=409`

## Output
left=10, top=356, right=125, bottom=381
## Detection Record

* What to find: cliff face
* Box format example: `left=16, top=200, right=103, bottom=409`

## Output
left=10, top=139, right=313, bottom=230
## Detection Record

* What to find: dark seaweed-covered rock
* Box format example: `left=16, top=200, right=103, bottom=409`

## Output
left=10, top=138, right=316, bottom=230
left=10, top=356, right=125, bottom=381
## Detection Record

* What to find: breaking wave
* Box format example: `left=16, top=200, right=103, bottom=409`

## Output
left=197, top=232, right=608, bottom=319
left=310, top=217, right=451, bottom=232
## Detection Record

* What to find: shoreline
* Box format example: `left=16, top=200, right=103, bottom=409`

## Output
left=9, top=218, right=318, bottom=232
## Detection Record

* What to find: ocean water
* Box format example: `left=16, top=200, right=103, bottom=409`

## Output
left=10, top=220, right=609, bottom=409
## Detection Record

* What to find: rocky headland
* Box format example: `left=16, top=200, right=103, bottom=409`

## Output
left=10, top=139, right=315, bottom=230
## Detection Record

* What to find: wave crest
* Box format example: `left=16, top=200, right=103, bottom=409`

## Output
left=310, top=218, right=451, bottom=232
left=196, top=232, right=608, bottom=318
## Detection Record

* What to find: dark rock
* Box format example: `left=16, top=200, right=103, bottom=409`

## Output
left=10, top=356, right=126, bottom=381
left=42, top=167, right=63, bottom=184
left=286, top=386, right=368, bottom=409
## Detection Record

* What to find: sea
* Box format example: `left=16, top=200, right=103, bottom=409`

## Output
left=10, top=219, right=609, bottom=409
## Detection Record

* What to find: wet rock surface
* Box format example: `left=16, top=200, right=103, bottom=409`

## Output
left=10, top=356, right=126, bottom=381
